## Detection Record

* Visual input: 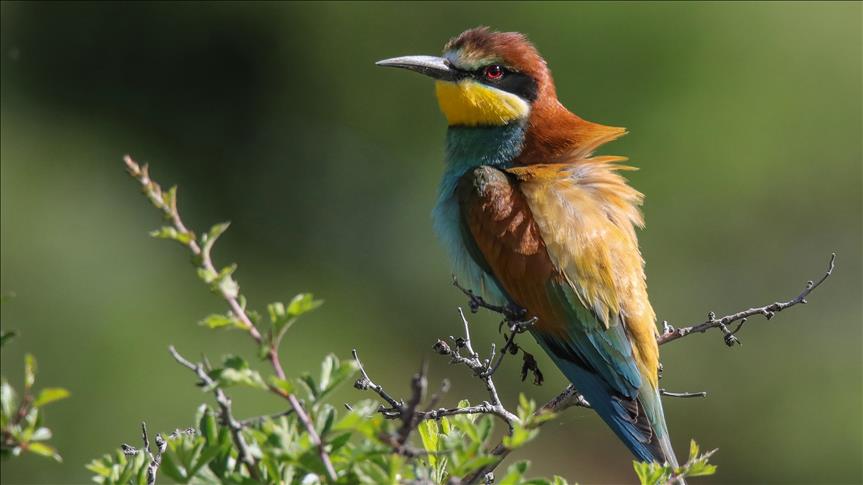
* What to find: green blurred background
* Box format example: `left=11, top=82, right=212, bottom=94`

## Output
left=1, top=2, right=860, bottom=483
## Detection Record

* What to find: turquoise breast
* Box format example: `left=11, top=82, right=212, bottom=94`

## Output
left=431, top=122, right=527, bottom=305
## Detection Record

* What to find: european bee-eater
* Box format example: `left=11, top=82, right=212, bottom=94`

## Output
left=378, top=27, right=679, bottom=467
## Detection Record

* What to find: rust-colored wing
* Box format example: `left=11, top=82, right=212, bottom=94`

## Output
left=455, top=165, right=560, bottom=332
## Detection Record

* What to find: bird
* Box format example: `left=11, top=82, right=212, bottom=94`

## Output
left=376, top=27, right=679, bottom=467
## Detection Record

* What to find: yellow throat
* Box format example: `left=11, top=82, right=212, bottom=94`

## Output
left=435, top=80, right=530, bottom=126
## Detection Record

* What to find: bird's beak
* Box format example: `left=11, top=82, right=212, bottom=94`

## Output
left=375, top=55, right=460, bottom=82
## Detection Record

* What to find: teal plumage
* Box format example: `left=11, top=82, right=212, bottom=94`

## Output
left=432, top=122, right=526, bottom=305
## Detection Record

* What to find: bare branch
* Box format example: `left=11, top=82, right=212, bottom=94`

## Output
left=657, top=253, right=835, bottom=346
left=353, top=348, right=403, bottom=411
left=118, top=422, right=195, bottom=485
left=141, top=422, right=160, bottom=485
left=453, top=277, right=526, bottom=321
left=660, top=389, right=707, bottom=399
left=168, top=346, right=260, bottom=481
left=541, top=385, right=591, bottom=412
left=445, top=309, right=519, bottom=425
left=485, top=317, right=537, bottom=379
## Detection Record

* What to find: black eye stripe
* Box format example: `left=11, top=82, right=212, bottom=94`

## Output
left=475, top=67, right=539, bottom=103
left=446, top=63, right=539, bottom=103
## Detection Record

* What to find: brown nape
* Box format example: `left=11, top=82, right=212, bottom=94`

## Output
left=446, top=27, right=626, bottom=165
left=516, top=101, right=627, bottom=165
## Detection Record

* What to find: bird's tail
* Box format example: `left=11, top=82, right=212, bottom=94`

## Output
left=552, top=357, right=680, bottom=467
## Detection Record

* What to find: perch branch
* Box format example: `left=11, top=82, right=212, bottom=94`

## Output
left=458, top=253, right=834, bottom=483
left=353, top=348, right=518, bottom=430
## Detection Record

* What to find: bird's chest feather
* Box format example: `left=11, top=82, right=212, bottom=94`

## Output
left=432, top=124, right=526, bottom=304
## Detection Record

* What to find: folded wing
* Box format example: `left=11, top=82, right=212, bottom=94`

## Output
left=456, top=160, right=677, bottom=465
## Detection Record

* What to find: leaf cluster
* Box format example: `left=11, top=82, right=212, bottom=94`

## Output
left=0, top=330, right=70, bottom=462
left=633, top=440, right=718, bottom=485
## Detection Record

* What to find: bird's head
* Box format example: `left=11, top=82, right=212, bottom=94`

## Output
left=377, top=27, right=552, bottom=127
left=378, top=27, right=625, bottom=163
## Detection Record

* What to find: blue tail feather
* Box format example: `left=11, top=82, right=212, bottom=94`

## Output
left=539, top=339, right=679, bottom=467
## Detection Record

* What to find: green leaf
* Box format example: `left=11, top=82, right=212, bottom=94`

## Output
left=1, top=379, right=17, bottom=418
left=149, top=226, right=192, bottom=245
left=33, top=387, right=70, bottom=407
left=418, top=420, right=439, bottom=467
left=84, top=457, right=113, bottom=477
left=159, top=449, right=187, bottom=481
left=30, top=427, right=52, bottom=441
left=319, top=404, right=336, bottom=436
left=502, top=422, right=538, bottom=449
left=296, top=374, right=317, bottom=401
left=161, top=184, right=177, bottom=207
left=476, top=414, right=493, bottom=444
left=497, top=460, right=530, bottom=485
left=188, top=441, right=224, bottom=478
left=267, top=302, right=292, bottom=331
left=215, top=264, right=240, bottom=299
left=206, top=355, right=267, bottom=390
left=328, top=432, right=352, bottom=454
left=27, top=442, right=61, bottom=462
left=201, top=222, right=231, bottom=255
left=0, top=330, right=17, bottom=347
left=355, top=460, right=391, bottom=484
left=319, top=354, right=335, bottom=391
left=199, top=313, right=245, bottom=330
left=197, top=267, right=217, bottom=285
left=687, top=461, right=718, bottom=477
left=452, top=415, right=480, bottom=442
left=680, top=440, right=718, bottom=478
left=313, top=354, right=358, bottom=402
left=267, top=294, right=323, bottom=347
left=633, top=460, right=667, bottom=485
left=24, top=353, right=36, bottom=390
left=286, top=293, right=323, bottom=317
left=450, top=455, right=498, bottom=476
left=200, top=408, right=218, bottom=444
left=440, top=416, right=452, bottom=435
left=268, top=376, right=294, bottom=395
left=689, top=439, right=699, bottom=460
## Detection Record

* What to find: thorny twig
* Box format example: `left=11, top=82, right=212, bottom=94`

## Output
left=354, top=346, right=518, bottom=434
left=124, top=155, right=336, bottom=481
left=353, top=308, right=592, bottom=475
left=168, top=346, right=261, bottom=481
left=353, top=290, right=712, bottom=483
left=657, top=253, right=835, bottom=346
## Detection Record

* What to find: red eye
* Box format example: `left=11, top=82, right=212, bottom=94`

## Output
left=483, top=65, right=504, bottom=80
